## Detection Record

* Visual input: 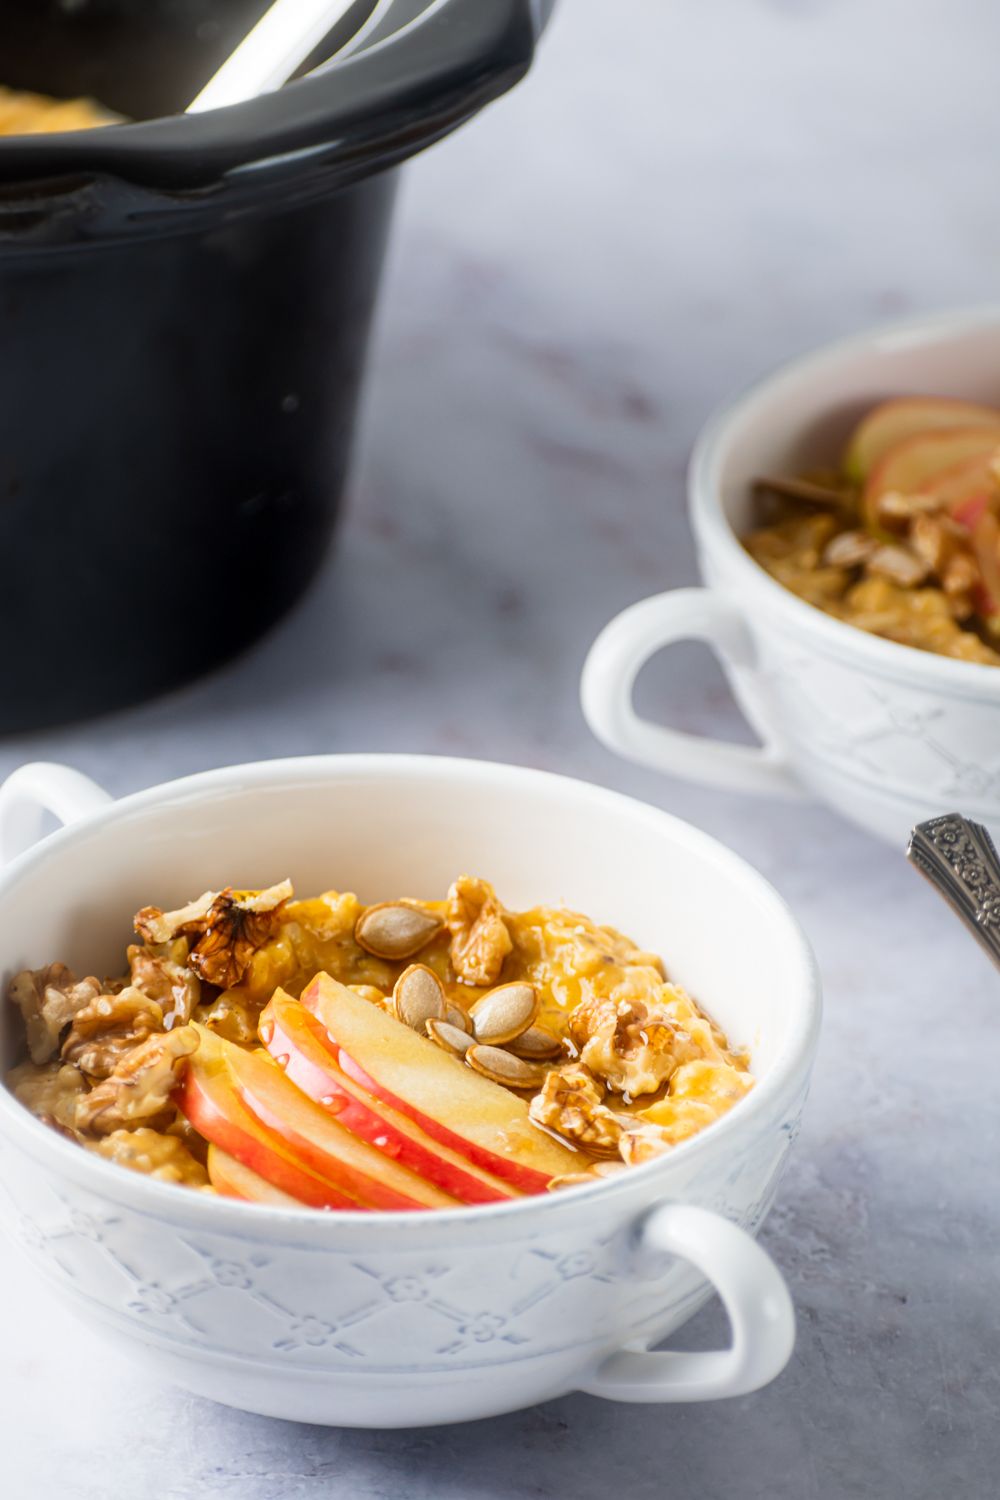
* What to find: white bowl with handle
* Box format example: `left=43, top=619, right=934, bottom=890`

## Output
left=0, top=755, right=819, bottom=1427
left=581, top=307, right=1000, bottom=845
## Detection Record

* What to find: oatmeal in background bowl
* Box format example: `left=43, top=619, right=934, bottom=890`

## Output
left=745, top=394, right=1000, bottom=665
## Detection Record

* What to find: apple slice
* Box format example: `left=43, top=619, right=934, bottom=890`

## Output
left=301, top=974, right=584, bottom=1192
left=262, top=991, right=520, bottom=1205
left=215, top=1027, right=458, bottom=1211
left=918, top=454, right=1000, bottom=534
left=208, top=1145, right=303, bottom=1206
left=863, top=427, right=1000, bottom=528
left=844, top=397, right=1000, bottom=482
left=178, top=1045, right=368, bottom=1210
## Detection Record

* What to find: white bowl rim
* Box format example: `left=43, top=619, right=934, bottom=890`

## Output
left=0, top=753, right=821, bottom=1240
left=689, top=301, right=1000, bottom=698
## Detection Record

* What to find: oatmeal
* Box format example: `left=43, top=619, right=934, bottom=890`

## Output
left=744, top=396, right=1000, bottom=664
left=6, top=876, right=753, bottom=1208
left=0, top=86, right=117, bottom=135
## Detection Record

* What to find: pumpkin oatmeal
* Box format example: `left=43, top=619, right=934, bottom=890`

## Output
left=0, top=85, right=117, bottom=135
left=5, top=877, right=753, bottom=1208
left=744, top=395, right=1000, bottom=664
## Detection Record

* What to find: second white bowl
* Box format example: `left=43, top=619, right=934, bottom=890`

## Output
left=582, top=306, right=1000, bottom=845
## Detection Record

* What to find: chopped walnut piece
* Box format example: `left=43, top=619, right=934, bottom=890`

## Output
left=61, top=986, right=165, bottom=1080
left=134, top=889, right=216, bottom=944
left=128, top=940, right=201, bottom=1027
left=942, top=550, right=980, bottom=598
left=75, top=1024, right=199, bottom=1135
left=7, top=1059, right=88, bottom=1135
left=529, top=1063, right=626, bottom=1158
left=136, top=880, right=293, bottom=990
left=873, top=489, right=947, bottom=529
left=85, top=1128, right=209, bottom=1187
left=447, top=876, right=512, bottom=986
left=908, top=513, right=965, bottom=575
left=8, top=964, right=104, bottom=1064
left=567, top=993, right=701, bottom=1097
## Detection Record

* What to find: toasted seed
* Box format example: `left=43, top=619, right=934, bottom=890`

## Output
left=866, top=543, right=930, bottom=588
left=822, top=529, right=876, bottom=569
left=425, top=1018, right=474, bottom=1057
left=469, top=982, right=538, bottom=1046
left=444, top=1002, right=471, bottom=1033
left=355, top=902, right=443, bottom=959
left=507, top=1025, right=562, bottom=1060
left=466, top=1044, right=547, bottom=1089
left=393, top=964, right=446, bottom=1032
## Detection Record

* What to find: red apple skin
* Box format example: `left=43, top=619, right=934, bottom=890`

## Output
left=208, top=1145, right=303, bottom=1206
left=222, top=1035, right=457, bottom=1211
left=862, top=427, right=1000, bottom=529
left=952, top=494, right=991, bottom=532
left=844, top=397, right=1000, bottom=482
left=178, top=1058, right=368, bottom=1211
left=262, top=994, right=519, bottom=1205
left=299, top=975, right=582, bottom=1193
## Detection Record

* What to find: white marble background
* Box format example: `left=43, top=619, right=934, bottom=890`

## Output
left=3, top=1, right=1000, bottom=1495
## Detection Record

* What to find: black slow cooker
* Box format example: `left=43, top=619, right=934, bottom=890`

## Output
left=0, top=0, right=551, bottom=732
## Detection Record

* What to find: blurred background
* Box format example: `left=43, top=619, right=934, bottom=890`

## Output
left=4, top=2, right=999, bottom=1497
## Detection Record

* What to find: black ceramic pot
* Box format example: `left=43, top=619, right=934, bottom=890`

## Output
left=0, top=0, right=549, bottom=732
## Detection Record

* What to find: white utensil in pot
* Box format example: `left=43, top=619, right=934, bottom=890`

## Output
left=189, top=0, right=364, bottom=113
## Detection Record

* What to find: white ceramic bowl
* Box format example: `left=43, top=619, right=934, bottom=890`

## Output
left=0, top=756, right=819, bottom=1427
left=582, top=307, right=1000, bottom=846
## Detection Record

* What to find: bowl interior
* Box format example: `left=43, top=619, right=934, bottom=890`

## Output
left=706, top=311, right=1000, bottom=538
left=0, top=761, right=814, bottom=1090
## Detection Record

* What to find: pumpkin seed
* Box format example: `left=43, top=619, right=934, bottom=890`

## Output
left=469, top=982, right=538, bottom=1046
left=392, top=964, right=446, bottom=1032
left=355, top=902, right=443, bottom=959
left=444, top=1002, right=471, bottom=1033
left=466, top=1044, right=547, bottom=1090
left=507, top=1025, right=562, bottom=1060
left=425, top=1018, right=474, bottom=1057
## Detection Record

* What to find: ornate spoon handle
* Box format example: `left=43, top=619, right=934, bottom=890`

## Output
left=907, top=814, right=1000, bottom=972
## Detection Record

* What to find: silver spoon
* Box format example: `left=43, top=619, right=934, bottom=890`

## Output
left=188, top=0, right=365, bottom=114
left=907, top=813, right=1000, bottom=971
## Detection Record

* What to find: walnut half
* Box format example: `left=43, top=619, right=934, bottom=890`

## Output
left=568, top=993, right=701, bottom=1098
left=61, top=986, right=165, bottom=1081
left=447, top=876, right=512, bottom=986
left=75, top=1024, right=199, bottom=1135
left=529, top=1063, right=626, bottom=1158
left=8, top=964, right=104, bottom=1064
left=134, top=880, right=293, bottom=990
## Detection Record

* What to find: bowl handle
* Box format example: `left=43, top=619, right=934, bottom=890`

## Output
left=581, top=590, right=806, bottom=800
left=0, top=763, right=111, bottom=866
left=579, top=1203, right=795, bottom=1403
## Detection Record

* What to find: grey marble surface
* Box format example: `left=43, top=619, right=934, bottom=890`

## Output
left=3, top=2, right=1000, bottom=1495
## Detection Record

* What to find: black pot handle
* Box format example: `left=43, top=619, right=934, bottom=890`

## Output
left=0, top=0, right=552, bottom=191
